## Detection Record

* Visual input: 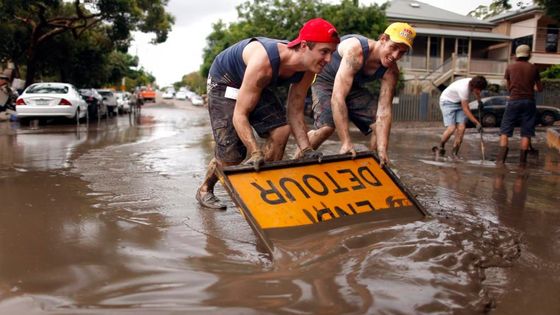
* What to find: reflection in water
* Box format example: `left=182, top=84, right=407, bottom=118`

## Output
left=1, top=106, right=559, bottom=314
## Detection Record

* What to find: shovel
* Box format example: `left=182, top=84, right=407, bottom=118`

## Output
left=477, top=100, right=486, bottom=161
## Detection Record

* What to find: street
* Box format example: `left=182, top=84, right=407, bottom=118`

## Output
left=0, top=97, right=559, bottom=314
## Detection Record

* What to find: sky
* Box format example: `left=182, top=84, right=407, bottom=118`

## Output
left=129, top=0, right=497, bottom=87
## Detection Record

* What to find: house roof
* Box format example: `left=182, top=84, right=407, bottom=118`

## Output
left=386, top=0, right=493, bottom=27
left=415, top=27, right=510, bottom=41
left=486, top=4, right=542, bottom=22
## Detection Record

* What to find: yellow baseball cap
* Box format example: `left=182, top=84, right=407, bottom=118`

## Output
left=384, top=22, right=416, bottom=49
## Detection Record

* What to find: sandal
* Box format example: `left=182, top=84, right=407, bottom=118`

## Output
left=196, top=189, right=227, bottom=210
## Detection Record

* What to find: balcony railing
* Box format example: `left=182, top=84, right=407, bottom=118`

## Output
left=402, top=54, right=508, bottom=77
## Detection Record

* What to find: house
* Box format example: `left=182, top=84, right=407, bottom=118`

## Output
left=487, top=4, right=560, bottom=73
left=384, top=0, right=555, bottom=93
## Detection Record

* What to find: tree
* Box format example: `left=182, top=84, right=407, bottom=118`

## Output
left=468, top=0, right=511, bottom=19
left=181, top=71, right=206, bottom=95
left=0, top=0, right=174, bottom=87
left=534, top=0, right=560, bottom=21
left=468, top=0, right=559, bottom=21
left=201, top=0, right=387, bottom=78
left=540, top=64, right=560, bottom=79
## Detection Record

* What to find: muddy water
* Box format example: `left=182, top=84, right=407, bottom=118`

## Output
left=0, top=101, right=559, bottom=314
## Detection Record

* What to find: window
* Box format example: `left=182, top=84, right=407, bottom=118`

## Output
left=430, top=37, right=440, bottom=57
left=458, top=39, right=468, bottom=56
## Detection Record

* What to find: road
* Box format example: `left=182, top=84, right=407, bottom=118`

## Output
left=0, top=96, right=559, bottom=314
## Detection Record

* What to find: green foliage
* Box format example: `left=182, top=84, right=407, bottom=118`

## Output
left=182, top=72, right=206, bottom=95
left=200, top=0, right=388, bottom=86
left=541, top=64, right=560, bottom=79
left=469, top=0, right=559, bottom=21
left=0, top=0, right=173, bottom=86
left=468, top=0, right=511, bottom=19
left=534, top=0, right=560, bottom=22
left=320, top=0, right=386, bottom=38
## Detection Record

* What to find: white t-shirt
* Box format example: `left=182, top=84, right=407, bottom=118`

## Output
left=440, top=78, right=471, bottom=104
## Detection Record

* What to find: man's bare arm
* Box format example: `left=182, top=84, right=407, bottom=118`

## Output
left=333, top=41, right=362, bottom=154
left=287, top=72, right=315, bottom=151
left=232, top=45, right=271, bottom=155
left=375, top=68, right=396, bottom=164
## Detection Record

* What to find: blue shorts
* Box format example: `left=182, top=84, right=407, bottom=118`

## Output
left=440, top=101, right=467, bottom=126
left=499, top=99, right=536, bottom=137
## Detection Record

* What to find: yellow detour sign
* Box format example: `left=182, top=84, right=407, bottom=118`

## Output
left=217, top=152, right=428, bottom=255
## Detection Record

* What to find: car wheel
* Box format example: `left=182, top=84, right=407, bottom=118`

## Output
left=540, top=111, right=556, bottom=126
left=482, top=113, right=497, bottom=128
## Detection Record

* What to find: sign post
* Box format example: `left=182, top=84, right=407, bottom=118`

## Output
left=216, top=152, right=428, bottom=255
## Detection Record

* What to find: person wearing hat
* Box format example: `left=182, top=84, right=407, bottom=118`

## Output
left=0, top=71, right=14, bottom=112
left=196, top=18, right=340, bottom=209
left=496, top=44, right=543, bottom=165
left=294, top=22, right=415, bottom=166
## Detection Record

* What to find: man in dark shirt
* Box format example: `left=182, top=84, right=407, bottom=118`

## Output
left=497, top=44, right=543, bottom=165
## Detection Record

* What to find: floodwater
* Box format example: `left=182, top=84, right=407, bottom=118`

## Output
left=0, top=99, right=558, bottom=314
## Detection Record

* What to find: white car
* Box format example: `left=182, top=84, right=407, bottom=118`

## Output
left=175, top=91, right=187, bottom=100
left=191, top=95, right=204, bottom=106
left=97, top=89, right=118, bottom=115
left=16, top=82, right=88, bottom=121
left=162, top=89, right=175, bottom=99
left=115, top=92, right=130, bottom=113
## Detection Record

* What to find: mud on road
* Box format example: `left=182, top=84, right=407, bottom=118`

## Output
left=0, top=99, right=559, bottom=314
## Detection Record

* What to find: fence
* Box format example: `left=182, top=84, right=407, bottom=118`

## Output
left=393, top=93, right=442, bottom=122
left=392, top=89, right=560, bottom=122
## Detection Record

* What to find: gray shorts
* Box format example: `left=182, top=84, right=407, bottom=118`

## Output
left=207, top=80, right=287, bottom=163
left=311, top=80, right=377, bottom=135
left=440, top=100, right=467, bottom=126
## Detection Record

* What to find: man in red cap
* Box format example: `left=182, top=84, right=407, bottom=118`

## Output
left=197, top=18, right=340, bottom=210
left=294, top=22, right=415, bottom=166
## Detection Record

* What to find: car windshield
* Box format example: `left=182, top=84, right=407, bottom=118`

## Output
left=27, top=85, right=69, bottom=94
left=98, top=91, right=113, bottom=97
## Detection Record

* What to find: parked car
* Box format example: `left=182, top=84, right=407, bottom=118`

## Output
left=162, top=89, right=175, bottom=99
left=79, top=88, right=108, bottom=119
left=16, top=82, right=88, bottom=122
left=468, top=96, right=560, bottom=127
left=175, top=91, right=187, bottom=100
left=191, top=95, right=204, bottom=106
left=115, top=92, right=131, bottom=113
left=97, top=89, right=118, bottom=115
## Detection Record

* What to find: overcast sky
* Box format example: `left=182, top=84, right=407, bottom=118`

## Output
left=129, top=0, right=497, bottom=87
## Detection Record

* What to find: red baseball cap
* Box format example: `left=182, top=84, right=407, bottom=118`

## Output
left=287, top=18, right=340, bottom=48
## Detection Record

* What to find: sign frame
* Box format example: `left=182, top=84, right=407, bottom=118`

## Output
left=216, top=151, right=429, bottom=255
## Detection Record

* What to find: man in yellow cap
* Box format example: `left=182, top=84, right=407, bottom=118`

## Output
left=294, top=22, right=415, bottom=166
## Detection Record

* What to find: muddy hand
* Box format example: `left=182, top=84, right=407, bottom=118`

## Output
left=378, top=150, right=390, bottom=167
left=243, top=150, right=264, bottom=171
left=339, top=143, right=357, bottom=159
left=301, top=147, right=323, bottom=163
left=476, top=123, right=483, bottom=133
